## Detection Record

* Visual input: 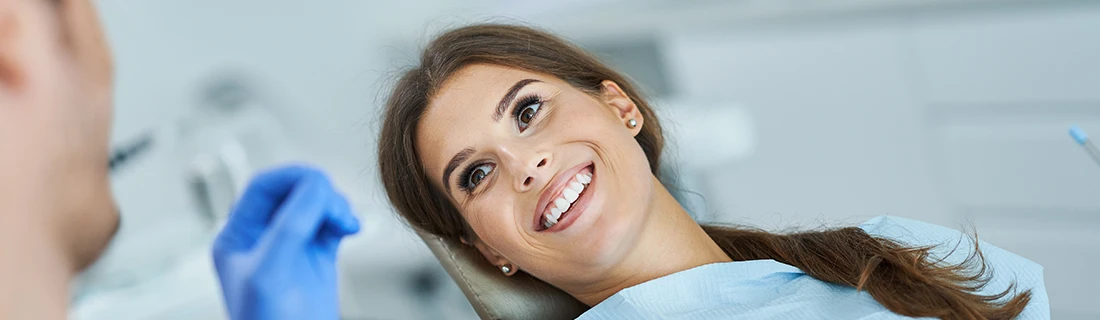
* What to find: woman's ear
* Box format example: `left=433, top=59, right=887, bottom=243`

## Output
left=468, top=237, right=519, bottom=276
left=600, top=80, right=643, bottom=136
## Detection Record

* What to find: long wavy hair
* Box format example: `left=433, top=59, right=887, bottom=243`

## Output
left=378, top=23, right=1031, bottom=320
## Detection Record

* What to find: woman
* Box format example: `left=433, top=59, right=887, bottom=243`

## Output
left=377, top=24, right=1047, bottom=319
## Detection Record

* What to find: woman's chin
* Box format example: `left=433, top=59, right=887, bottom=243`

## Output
left=571, top=213, right=639, bottom=267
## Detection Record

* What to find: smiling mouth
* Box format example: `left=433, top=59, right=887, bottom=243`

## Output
left=538, top=164, right=594, bottom=231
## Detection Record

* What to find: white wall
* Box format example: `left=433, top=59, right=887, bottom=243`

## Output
left=649, top=2, right=1100, bottom=318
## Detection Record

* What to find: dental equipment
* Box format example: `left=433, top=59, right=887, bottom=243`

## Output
left=1069, top=125, right=1100, bottom=168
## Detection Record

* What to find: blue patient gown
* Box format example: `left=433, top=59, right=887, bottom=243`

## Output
left=578, top=216, right=1050, bottom=319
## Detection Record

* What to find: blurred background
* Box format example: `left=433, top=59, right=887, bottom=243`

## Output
left=75, top=0, right=1099, bottom=319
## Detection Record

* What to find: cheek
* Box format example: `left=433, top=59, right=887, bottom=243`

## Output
left=464, top=194, right=525, bottom=250
left=555, top=106, right=626, bottom=156
left=566, top=105, right=652, bottom=185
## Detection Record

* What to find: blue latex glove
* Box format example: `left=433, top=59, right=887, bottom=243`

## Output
left=212, top=165, right=360, bottom=320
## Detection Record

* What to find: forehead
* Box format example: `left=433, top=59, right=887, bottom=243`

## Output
left=432, top=64, right=555, bottom=109
left=415, top=64, right=549, bottom=182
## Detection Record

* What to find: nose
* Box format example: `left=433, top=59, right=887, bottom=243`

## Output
left=497, top=145, right=550, bottom=192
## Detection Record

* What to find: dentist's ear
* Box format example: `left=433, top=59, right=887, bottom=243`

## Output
left=600, top=80, right=643, bottom=136
left=462, top=236, right=518, bottom=276
left=0, top=0, right=32, bottom=96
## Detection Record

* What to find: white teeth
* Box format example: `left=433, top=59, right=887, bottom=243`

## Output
left=563, top=188, right=579, bottom=203
left=576, top=173, right=592, bottom=184
left=543, top=170, right=594, bottom=230
left=554, top=198, right=570, bottom=212
left=543, top=209, right=560, bottom=230
left=569, top=181, right=584, bottom=192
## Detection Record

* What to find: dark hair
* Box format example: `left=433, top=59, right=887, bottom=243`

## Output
left=378, top=23, right=1030, bottom=319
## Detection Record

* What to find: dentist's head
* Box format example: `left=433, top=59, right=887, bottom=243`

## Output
left=0, top=0, right=118, bottom=273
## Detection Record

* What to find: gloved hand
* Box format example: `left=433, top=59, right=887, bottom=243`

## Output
left=212, top=165, right=360, bottom=320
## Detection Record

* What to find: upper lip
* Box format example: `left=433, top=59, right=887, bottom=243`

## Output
left=533, top=161, right=593, bottom=230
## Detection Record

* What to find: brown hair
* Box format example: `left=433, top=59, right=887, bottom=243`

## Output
left=378, top=23, right=1030, bottom=320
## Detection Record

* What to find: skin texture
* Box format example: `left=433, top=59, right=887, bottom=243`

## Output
left=0, top=0, right=119, bottom=318
left=415, top=64, right=730, bottom=305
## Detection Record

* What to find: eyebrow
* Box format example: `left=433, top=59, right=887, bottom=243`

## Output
left=492, top=79, right=541, bottom=122
left=442, top=147, right=476, bottom=196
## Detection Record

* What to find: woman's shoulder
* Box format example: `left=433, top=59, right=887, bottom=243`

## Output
left=858, top=216, right=993, bottom=251
left=858, top=216, right=1034, bottom=268
left=857, top=215, right=1044, bottom=281
left=859, top=216, right=1051, bottom=319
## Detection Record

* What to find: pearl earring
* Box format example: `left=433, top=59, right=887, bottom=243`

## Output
left=500, top=264, right=512, bottom=274
left=627, top=119, right=637, bottom=128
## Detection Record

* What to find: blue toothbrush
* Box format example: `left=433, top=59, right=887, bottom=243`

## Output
left=1070, top=125, right=1100, bottom=168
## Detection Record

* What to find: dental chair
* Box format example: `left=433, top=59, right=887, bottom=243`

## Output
left=417, top=229, right=589, bottom=319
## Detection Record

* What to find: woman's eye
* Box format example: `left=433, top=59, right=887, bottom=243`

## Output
left=467, top=164, right=493, bottom=188
left=516, top=101, right=541, bottom=131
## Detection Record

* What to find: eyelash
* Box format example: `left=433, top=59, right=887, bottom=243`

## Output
left=457, top=94, right=547, bottom=194
left=512, top=94, right=544, bottom=132
left=458, top=162, right=494, bottom=193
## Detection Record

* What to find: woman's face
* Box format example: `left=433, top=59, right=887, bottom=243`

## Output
left=415, top=64, right=655, bottom=286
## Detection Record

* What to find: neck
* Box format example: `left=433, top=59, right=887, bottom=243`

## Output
left=0, top=184, right=73, bottom=319
left=570, top=176, right=731, bottom=306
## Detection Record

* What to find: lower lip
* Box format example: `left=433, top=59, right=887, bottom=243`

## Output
left=543, top=165, right=595, bottom=233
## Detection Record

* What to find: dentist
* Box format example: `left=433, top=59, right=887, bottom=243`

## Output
left=0, top=0, right=357, bottom=319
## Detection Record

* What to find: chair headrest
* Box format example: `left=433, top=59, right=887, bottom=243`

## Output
left=415, top=229, right=590, bottom=319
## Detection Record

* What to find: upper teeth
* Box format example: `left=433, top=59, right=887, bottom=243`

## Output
left=544, top=172, right=592, bottom=229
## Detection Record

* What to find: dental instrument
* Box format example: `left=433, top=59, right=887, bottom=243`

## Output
left=1069, top=125, right=1100, bottom=168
